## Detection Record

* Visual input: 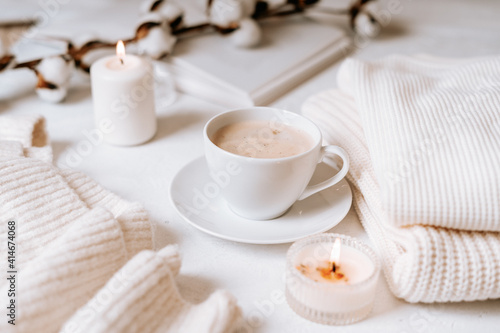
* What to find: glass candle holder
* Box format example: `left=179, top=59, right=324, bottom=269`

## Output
left=285, top=233, right=380, bottom=325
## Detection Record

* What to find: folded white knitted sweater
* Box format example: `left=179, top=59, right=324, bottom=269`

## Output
left=337, top=55, right=500, bottom=231
left=0, top=115, right=241, bottom=333
left=302, top=55, right=500, bottom=303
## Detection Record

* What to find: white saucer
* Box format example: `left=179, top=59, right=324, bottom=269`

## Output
left=169, top=156, right=352, bottom=244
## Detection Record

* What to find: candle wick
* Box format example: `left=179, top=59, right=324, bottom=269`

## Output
left=119, top=57, right=124, bottom=65
left=332, top=262, right=336, bottom=273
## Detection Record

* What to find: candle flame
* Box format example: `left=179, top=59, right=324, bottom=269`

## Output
left=330, top=238, right=341, bottom=266
left=116, top=40, right=125, bottom=64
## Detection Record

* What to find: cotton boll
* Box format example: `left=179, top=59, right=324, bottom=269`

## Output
left=137, top=25, right=177, bottom=59
left=354, top=12, right=381, bottom=38
left=136, top=13, right=177, bottom=58
left=229, top=18, right=261, bottom=48
left=37, top=55, right=74, bottom=86
left=35, top=55, right=74, bottom=103
left=36, top=86, right=68, bottom=103
left=209, top=0, right=244, bottom=28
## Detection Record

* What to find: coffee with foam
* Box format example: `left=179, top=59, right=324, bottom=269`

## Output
left=211, top=120, right=314, bottom=158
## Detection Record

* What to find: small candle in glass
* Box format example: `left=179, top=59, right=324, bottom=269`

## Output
left=285, top=233, right=380, bottom=325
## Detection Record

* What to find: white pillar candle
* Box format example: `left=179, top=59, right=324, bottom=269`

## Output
left=286, top=233, right=380, bottom=325
left=90, top=40, right=156, bottom=146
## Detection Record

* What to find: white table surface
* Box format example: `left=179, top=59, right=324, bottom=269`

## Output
left=2, top=0, right=500, bottom=332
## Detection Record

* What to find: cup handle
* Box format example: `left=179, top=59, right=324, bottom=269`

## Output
left=298, top=145, right=350, bottom=201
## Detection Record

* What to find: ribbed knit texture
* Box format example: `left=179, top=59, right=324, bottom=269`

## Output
left=336, top=55, right=500, bottom=231
left=14, top=207, right=129, bottom=333
left=0, top=116, right=241, bottom=332
left=303, top=82, right=500, bottom=302
left=62, top=246, right=241, bottom=333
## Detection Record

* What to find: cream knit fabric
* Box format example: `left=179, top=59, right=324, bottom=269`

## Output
left=302, top=55, right=500, bottom=303
left=337, top=55, right=500, bottom=231
left=0, top=115, right=241, bottom=332
left=62, top=246, right=240, bottom=333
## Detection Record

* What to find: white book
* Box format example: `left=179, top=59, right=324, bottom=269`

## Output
left=168, top=16, right=351, bottom=108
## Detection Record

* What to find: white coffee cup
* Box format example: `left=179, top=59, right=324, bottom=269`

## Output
left=203, top=107, right=349, bottom=220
